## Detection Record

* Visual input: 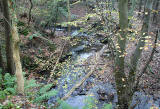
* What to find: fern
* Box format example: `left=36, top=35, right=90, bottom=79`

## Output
left=39, top=84, right=52, bottom=94
left=3, top=73, right=16, bottom=88
left=102, top=103, right=112, bottom=109
left=34, top=89, right=58, bottom=103
left=24, top=79, right=40, bottom=90
left=83, top=97, right=97, bottom=109
left=0, top=91, right=6, bottom=100
left=4, top=87, right=16, bottom=95
left=57, top=100, right=76, bottom=109
left=0, top=73, right=17, bottom=100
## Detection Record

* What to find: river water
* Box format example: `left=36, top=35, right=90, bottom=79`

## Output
left=48, top=28, right=160, bottom=109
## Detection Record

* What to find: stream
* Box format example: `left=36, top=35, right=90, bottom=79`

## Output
left=48, top=27, right=160, bottom=109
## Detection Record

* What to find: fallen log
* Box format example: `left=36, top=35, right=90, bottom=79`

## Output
left=53, top=45, right=107, bottom=108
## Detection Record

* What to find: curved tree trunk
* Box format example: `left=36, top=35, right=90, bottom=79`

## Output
left=8, top=0, right=24, bottom=94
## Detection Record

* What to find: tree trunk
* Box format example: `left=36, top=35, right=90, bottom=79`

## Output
left=152, top=0, right=159, bottom=24
left=129, top=0, right=137, bottom=17
left=0, top=47, right=4, bottom=74
left=0, top=1, right=3, bottom=12
left=138, top=0, right=143, bottom=16
left=129, top=0, right=153, bottom=89
left=2, top=0, right=14, bottom=74
left=127, top=0, right=153, bottom=107
left=115, top=0, right=129, bottom=109
left=8, top=0, right=24, bottom=94
left=67, top=0, right=71, bottom=36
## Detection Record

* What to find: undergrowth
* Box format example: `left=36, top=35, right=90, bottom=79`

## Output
left=0, top=70, right=57, bottom=108
left=0, top=69, right=112, bottom=109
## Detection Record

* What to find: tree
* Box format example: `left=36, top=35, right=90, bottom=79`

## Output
left=114, top=0, right=154, bottom=108
left=128, top=0, right=153, bottom=94
left=138, top=0, right=143, bottom=16
left=0, top=47, right=4, bottom=73
left=3, top=0, right=24, bottom=94
left=114, top=0, right=128, bottom=108
left=2, top=0, right=13, bottom=74
left=9, top=0, right=24, bottom=94
left=0, top=1, right=3, bottom=12
left=152, top=0, right=159, bottom=24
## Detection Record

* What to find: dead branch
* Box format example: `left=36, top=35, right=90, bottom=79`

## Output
left=28, top=0, right=33, bottom=26
left=62, top=45, right=107, bottom=99
left=53, top=45, right=107, bottom=108
left=47, top=40, right=66, bottom=83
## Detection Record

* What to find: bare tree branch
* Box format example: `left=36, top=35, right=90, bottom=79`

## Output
left=28, top=0, right=33, bottom=26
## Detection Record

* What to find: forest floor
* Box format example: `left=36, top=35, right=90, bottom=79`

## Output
left=1, top=3, right=160, bottom=109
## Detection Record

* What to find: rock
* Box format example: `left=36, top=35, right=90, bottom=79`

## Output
left=64, top=96, right=87, bottom=109
left=131, top=92, right=160, bottom=109
left=71, top=45, right=86, bottom=53
left=71, top=30, right=80, bottom=37
left=90, top=82, right=117, bottom=102
left=86, top=82, right=117, bottom=109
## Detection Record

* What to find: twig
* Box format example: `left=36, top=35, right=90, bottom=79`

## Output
left=134, top=29, right=159, bottom=91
